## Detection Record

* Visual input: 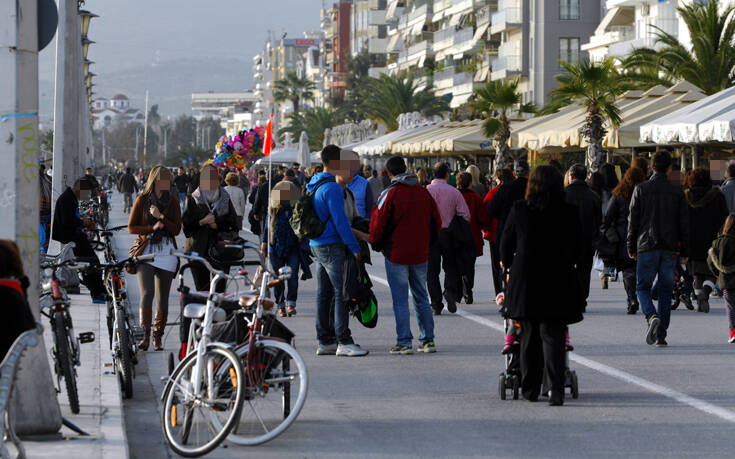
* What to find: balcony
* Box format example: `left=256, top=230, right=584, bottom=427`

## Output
left=490, top=7, right=521, bottom=35
left=369, top=9, right=387, bottom=25
left=408, top=40, right=432, bottom=57
left=408, top=3, right=432, bottom=24
left=581, top=26, right=634, bottom=52
left=490, top=55, right=521, bottom=80
left=369, top=38, right=388, bottom=54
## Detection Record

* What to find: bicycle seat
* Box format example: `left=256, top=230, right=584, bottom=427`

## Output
left=183, top=303, right=227, bottom=322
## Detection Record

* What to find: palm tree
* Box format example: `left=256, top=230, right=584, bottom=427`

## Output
left=362, top=73, right=450, bottom=131
left=545, top=58, right=629, bottom=173
left=473, top=78, right=535, bottom=170
left=622, top=0, right=735, bottom=95
left=273, top=71, right=317, bottom=114
left=278, top=107, right=341, bottom=151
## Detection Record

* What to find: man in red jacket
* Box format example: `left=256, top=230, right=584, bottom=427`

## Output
left=370, top=156, right=441, bottom=354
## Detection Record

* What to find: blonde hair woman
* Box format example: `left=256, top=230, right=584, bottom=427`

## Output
left=260, top=180, right=301, bottom=317
left=224, top=172, right=247, bottom=231
left=466, top=165, right=488, bottom=196
left=128, top=165, right=182, bottom=350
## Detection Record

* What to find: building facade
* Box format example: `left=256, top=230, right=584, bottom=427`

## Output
left=91, top=94, right=144, bottom=130
left=190, top=92, right=258, bottom=121
left=351, top=0, right=390, bottom=77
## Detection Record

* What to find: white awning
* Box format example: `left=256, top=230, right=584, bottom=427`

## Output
left=453, top=52, right=464, bottom=60
left=449, top=13, right=461, bottom=27
left=411, top=21, right=424, bottom=36
left=474, top=66, right=489, bottom=82
left=418, top=54, right=427, bottom=68
left=386, top=0, right=398, bottom=20
left=436, top=50, right=446, bottom=61
left=472, top=22, right=490, bottom=43
left=387, top=34, right=401, bottom=52
left=593, top=6, right=635, bottom=35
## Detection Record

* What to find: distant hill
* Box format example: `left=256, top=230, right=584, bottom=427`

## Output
left=39, top=57, right=254, bottom=122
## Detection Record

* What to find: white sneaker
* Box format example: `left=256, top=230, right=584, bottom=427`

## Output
left=316, top=343, right=338, bottom=355
left=336, top=343, right=369, bottom=357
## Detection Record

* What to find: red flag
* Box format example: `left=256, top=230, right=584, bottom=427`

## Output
left=263, top=113, right=273, bottom=157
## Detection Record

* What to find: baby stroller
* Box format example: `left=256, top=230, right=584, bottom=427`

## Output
left=497, top=274, right=579, bottom=400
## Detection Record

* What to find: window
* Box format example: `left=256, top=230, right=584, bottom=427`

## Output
left=378, top=25, right=387, bottom=39
left=560, top=0, right=580, bottom=20
left=559, top=37, right=579, bottom=66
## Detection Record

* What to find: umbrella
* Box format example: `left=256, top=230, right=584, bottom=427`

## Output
left=298, top=131, right=311, bottom=170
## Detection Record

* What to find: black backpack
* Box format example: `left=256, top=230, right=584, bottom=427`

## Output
left=290, top=177, right=334, bottom=241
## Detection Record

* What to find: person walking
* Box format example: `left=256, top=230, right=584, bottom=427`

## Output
left=261, top=181, right=301, bottom=317
left=500, top=165, right=584, bottom=406
left=224, top=172, right=247, bottom=232
left=307, top=145, right=367, bottom=357
left=488, top=161, right=530, bottom=258
left=683, top=168, right=728, bottom=312
left=173, top=167, right=189, bottom=203
left=182, top=163, right=238, bottom=292
left=457, top=172, right=491, bottom=304
left=565, top=164, right=602, bottom=310
left=345, top=155, right=375, bottom=219
left=426, top=162, right=471, bottom=314
left=466, top=165, right=488, bottom=197
left=186, top=167, right=200, bottom=195
left=707, top=214, right=735, bottom=343
left=0, top=240, right=36, bottom=360
left=484, top=168, right=514, bottom=297
left=367, top=168, right=384, bottom=197
left=117, top=167, right=138, bottom=213
left=600, top=167, right=647, bottom=314
left=627, top=150, right=690, bottom=346
left=127, top=166, right=182, bottom=351
left=237, top=169, right=251, bottom=202
left=370, top=156, right=441, bottom=354
left=721, top=162, right=735, bottom=213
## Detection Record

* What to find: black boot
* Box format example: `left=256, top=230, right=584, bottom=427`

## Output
left=626, top=299, right=638, bottom=315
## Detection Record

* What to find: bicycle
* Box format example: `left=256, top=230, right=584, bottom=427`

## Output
left=88, top=225, right=127, bottom=264
left=39, top=244, right=96, bottom=414
left=99, top=254, right=155, bottom=398
left=161, top=250, right=248, bottom=457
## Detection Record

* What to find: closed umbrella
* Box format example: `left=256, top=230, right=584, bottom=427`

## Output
left=298, top=131, right=311, bottom=170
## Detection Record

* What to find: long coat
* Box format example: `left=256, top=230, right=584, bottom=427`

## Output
left=500, top=200, right=584, bottom=324
left=685, top=186, right=728, bottom=262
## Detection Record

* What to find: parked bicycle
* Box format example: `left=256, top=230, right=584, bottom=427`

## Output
left=89, top=225, right=127, bottom=264
left=39, top=244, right=96, bottom=414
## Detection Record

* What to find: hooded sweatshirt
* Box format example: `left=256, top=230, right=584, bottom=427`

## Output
left=305, top=172, right=360, bottom=254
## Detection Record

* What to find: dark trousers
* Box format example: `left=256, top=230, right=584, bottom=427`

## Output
left=460, top=257, right=476, bottom=298
left=723, top=289, right=735, bottom=330
left=622, top=266, right=637, bottom=304
left=489, top=241, right=503, bottom=295
left=427, top=231, right=461, bottom=307
left=519, top=319, right=566, bottom=400
left=70, top=234, right=105, bottom=298
left=578, top=251, right=594, bottom=307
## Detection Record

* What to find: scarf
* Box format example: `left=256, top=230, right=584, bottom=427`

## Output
left=191, top=187, right=231, bottom=217
left=146, top=191, right=174, bottom=250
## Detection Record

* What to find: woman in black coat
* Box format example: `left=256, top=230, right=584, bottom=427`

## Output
left=600, top=167, right=647, bottom=314
left=0, top=240, right=36, bottom=361
left=683, top=168, right=729, bottom=312
left=500, top=165, right=584, bottom=406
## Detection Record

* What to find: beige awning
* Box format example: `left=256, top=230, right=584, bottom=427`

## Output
left=593, top=6, right=635, bottom=35
left=474, top=66, right=489, bottom=82
left=472, top=22, right=490, bottom=43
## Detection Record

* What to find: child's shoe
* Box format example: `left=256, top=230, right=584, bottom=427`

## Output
left=565, top=332, right=574, bottom=352
left=729, top=329, right=735, bottom=344
left=501, top=334, right=515, bottom=354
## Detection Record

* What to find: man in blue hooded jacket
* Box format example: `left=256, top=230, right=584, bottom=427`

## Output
left=306, top=145, right=368, bottom=357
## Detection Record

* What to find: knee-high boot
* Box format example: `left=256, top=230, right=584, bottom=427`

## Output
left=152, top=307, right=168, bottom=351
left=139, top=306, right=152, bottom=351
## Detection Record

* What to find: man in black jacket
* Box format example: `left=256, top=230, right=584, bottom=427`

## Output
left=488, top=160, right=529, bottom=252
left=627, top=150, right=689, bottom=346
left=117, top=168, right=138, bottom=213
left=51, top=177, right=107, bottom=303
left=565, top=164, right=602, bottom=311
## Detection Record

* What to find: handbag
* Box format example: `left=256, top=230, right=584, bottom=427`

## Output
left=127, top=236, right=148, bottom=274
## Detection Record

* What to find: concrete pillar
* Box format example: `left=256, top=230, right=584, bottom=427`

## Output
left=1, top=0, right=63, bottom=435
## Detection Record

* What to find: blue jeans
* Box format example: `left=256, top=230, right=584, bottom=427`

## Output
left=178, top=192, right=187, bottom=204
left=269, top=249, right=300, bottom=307
left=312, top=244, right=353, bottom=345
left=385, top=259, right=434, bottom=347
left=636, top=250, right=676, bottom=340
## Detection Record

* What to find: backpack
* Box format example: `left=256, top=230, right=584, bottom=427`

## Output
left=290, top=177, right=334, bottom=241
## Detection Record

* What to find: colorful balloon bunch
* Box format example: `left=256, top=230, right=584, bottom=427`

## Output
left=212, top=126, right=266, bottom=169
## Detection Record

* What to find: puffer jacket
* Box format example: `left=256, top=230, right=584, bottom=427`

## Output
left=627, top=174, right=690, bottom=257
left=707, top=233, right=735, bottom=290
left=685, top=186, right=728, bottom=262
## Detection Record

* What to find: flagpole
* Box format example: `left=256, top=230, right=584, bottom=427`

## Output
left=265, top=113, right=274, bottom=263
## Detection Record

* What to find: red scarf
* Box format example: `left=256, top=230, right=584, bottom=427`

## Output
left=0, top=279, right=23, bottom=296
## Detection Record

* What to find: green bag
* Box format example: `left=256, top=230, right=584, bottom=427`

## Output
left=290, top=177, right=334, bottom=241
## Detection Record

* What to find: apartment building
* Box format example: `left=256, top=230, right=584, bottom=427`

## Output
left=491, top=0, right=602, bottom=106
left=322, top=1, right=352, bottom=99
left=252, top=39, right=274, bottom=125
left=351, top=0, right=390, bottom=77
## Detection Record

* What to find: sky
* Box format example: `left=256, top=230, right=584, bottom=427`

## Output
left=39, top=0, right=324, bottom=119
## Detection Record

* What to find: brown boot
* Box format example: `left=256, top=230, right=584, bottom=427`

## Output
left=139, top=307, right=152, bottom=351
left=152, top=307, right=168, bottom=351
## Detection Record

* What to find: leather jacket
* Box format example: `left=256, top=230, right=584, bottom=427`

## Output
left=626, top=174, right=690, bottom=257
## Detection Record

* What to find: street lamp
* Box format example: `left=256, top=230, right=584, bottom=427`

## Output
left=81, top=37, right=95, bottom=59
left=79, top=10, right=98, bottom=38
left=83, top=59, right=94, bottom=75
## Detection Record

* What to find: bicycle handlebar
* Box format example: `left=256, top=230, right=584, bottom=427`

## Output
left=170, top=250, right=252, bottom=281
left=98, top=253, right=155, bottom=271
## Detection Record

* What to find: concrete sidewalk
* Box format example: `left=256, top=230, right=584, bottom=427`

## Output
left=23, top=268, right=128, bottom=458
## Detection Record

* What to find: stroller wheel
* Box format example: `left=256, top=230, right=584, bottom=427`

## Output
left=512, top=376, right=520, bottom=400
left=570, top=371, right=579, bottom=399
left=498, top=373, right=507, bottom=400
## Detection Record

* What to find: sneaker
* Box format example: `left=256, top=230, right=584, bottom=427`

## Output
left=682, top=294, right=694, bottom=311
left=278, top=308, right=287, bottom=318
left=286, top=305, right=297, bottom=316
left=645, top=315, right=660, bottom=345
left=417, top=341, right=436, bottom=353
left=336, top=343, right=369, bottom=357
left=565, top=332, right=574, bottom=352
left=655, top=339, right=668, bottom=347
left=729, top=329, right=735, bottom=344
left=465, top=292, right=473, bottom=305
left=389, top=345, right=414, bottom=355
left=501, top=334, right=515, bottom=355
left=445, top=293, right=457, bottom=313
left=316, top=343, right=338, bottom=355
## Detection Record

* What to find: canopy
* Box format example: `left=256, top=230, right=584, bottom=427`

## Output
left=640, top=85, right=735, bottom=144
left=511, top=82, right=705, bottom=151
left=298, top=131, right=311, bottom=170
left=254, top=148, right=322, bottom=166
left=390, top=120, right=494, bottom=156
left=354, top=123, right=439, bottom=157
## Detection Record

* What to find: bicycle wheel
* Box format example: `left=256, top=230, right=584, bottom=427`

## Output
left=219, top=339, right=308, bottom=446
left=106, top=302, right=114, bottom=349
left=54, top=313, right=80, bottom=414
left=161, top=345, right=244, bottom=457
left=116, top=308, right=134, bottom=399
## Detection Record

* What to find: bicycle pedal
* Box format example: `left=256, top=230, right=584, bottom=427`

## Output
left=131, top=326, right=145, bottom=341
left=78, top=332, right=95, bottom=344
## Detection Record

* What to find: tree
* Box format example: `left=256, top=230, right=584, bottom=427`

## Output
left=545, top=58, right=629, bottom=173
left=362, top=73, right=451, bottom=131
left=273, top=71, right=317, bottom=114
left=40, top=129, right=53, bottom=152
left=338, top=47, right=372, bottom=121
left=278, top=107, right=341, bottom=151
left=622, top=0, right=735, bottom=95
left=473, top=79, right=535, bottom=170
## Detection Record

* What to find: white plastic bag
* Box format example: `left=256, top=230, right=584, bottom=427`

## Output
left=593, top=253, right=605, bottom=272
